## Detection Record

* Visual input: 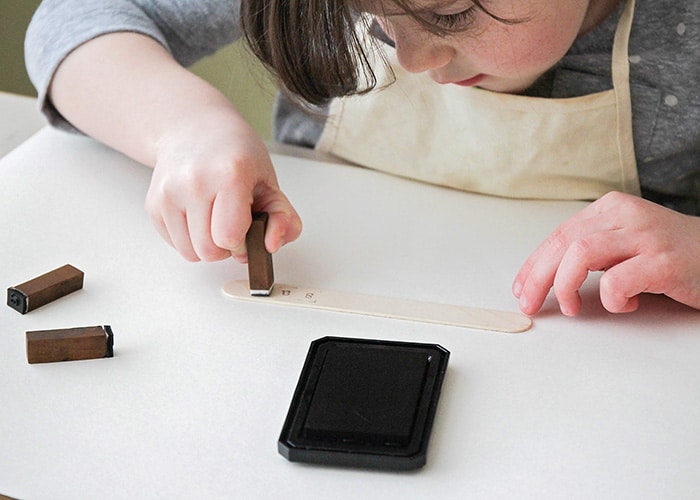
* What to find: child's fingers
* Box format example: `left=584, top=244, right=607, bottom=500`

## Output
left=161, top=205, right=200, bottom=262
left=209, top=179, right=303, bottom=262
left=598, top=256, right=648, bottom=313
left=210, top=187, right=253, bottom=261
left=552, top=230, right=631, bottom=316
left=149, top=211, right=175, bottom=250
left=265, top=208, right=302, bottom=254
left=256, top=192, right=303, bottom=253
left=513, top=195, right=622, bottom=314
left=186, top=199, right=231, bottom=261
left=515, top=226, right=578, bottom=314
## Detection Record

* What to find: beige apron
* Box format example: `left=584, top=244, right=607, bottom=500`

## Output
left=316, top=0, right=640, bottom=200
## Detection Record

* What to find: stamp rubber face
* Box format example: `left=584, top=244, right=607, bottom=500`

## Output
left=6, top=288, right=27, bottom=314
left=278, top=337, right=449, bottom=470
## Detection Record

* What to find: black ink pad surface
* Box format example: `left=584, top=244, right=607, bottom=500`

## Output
left=278, top=337, right=449, bottom=470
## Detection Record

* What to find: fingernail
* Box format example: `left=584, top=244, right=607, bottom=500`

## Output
left=519, top=294, right=528, bottom=311
left=512, top=280, right=522, bottom=297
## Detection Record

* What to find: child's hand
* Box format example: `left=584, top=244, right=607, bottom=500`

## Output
left=145, top=106, right=302, bottom=262
left=513, top=191, right=700, bottom=316
left=45, top=32, right=301, bottom=263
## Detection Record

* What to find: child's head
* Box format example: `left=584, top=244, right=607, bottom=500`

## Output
left=241, top=0, right=609, bottom=104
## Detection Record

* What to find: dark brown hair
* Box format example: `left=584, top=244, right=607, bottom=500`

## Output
left=240, top=0, right=505, bottom=106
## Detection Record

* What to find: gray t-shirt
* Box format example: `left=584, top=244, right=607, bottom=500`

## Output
left=25, top=0, right=700, bottom=214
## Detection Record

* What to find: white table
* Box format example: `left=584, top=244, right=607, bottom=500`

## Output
left=0, top=92, right=46, bottom=158
left=1, top=126, right=699, bottom=500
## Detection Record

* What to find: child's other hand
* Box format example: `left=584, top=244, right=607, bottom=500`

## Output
left=144, top=106, right=302, bottom=262
left=513, top=191, right=700, bottom=316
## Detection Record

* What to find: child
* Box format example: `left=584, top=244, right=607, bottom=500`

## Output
left=25, top=0, right=700, bottom=316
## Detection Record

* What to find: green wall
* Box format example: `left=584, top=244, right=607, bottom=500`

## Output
left=0, top=1, right=40, bottom=97
left=0, top=1, right=276, bottom=139
left=190, top=42, right=276, bottom=140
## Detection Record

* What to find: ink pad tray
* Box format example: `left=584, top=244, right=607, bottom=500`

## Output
left=278, top=336, right=449, bottom=470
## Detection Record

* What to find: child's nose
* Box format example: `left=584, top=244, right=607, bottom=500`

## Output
left=393, top=29, right=455, bottom=74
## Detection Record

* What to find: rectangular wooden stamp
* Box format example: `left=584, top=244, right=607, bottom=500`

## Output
left=246, top=212, right=274, bottom=296
left=26, top=325, right=114, bottom=364
left=7, top=264, right=84, bottom=314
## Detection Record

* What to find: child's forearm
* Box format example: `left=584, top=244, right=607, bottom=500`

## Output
left=49, top=32, right=242, bottom=168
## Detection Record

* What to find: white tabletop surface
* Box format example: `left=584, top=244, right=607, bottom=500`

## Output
left=0, top=91, right=46, bottom=158
left=1, top=125, right=699, bottom=500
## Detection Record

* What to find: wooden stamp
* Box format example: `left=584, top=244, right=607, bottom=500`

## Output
left=7, top=264, right=84, bottom=314
left=246, top=212, right=275, bottom=296
left=26, top=325, right=114, bottom=364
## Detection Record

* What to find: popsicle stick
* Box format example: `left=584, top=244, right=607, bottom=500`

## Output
left=222, top=280, right=532, bottom=333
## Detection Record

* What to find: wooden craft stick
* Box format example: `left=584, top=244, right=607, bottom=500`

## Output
left=26, top=325, right=114, bottom=364
left=7, top=264, right=84, bottom=314
left=246, top=212, right=274, bottom=296
left=223, top=280, right=532, bottom=333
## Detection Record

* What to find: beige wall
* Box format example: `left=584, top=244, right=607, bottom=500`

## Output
left=0, top=2, right=276, bottom=139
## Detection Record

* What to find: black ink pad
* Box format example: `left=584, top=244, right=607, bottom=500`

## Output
left=278, top=337, right=449, bottom=470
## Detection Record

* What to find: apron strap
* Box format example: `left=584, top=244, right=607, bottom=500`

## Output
left=611, top=0, right=641, bottom=195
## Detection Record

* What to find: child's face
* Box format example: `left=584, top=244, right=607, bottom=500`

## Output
left=373, top=0, right=610, bottom=93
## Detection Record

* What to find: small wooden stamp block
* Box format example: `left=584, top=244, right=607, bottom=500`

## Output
left=7, top=264, right=84, bottom=314
left=246, top=212, right=275, bottom=296
left=26, top=325, right=114, bottom=364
